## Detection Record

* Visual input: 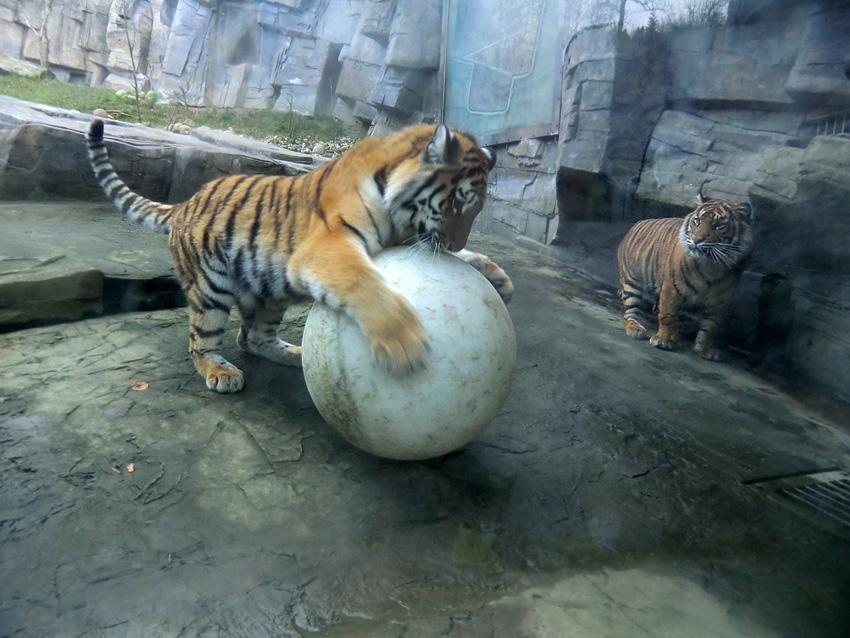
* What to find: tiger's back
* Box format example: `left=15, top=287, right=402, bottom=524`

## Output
left=616, top=217, right=684, bottom=304
left=617, top=199, right=754, bottom=360
left=87, top=119, right=511, bottom=393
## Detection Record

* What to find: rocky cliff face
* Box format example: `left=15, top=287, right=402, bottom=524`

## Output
left=544, top=0, right=850, bottom=402
left=0, top=0, right=441, bottom=134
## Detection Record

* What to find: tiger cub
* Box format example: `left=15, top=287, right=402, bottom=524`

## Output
left=87, top=119, right=513, bottom=393
left=616, top=198, right=754, bottom=361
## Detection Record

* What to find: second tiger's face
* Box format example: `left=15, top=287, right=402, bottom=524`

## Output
left=680, top=200, right=754, bottom=262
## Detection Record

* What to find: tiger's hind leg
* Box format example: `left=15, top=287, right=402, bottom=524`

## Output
left=453, top=249, right=514, bottom=303
left=236, top=302, right=302, bottom=367
left=619, top=284, right=650, bottom=340
left=185, top=287, right=244, bottom=393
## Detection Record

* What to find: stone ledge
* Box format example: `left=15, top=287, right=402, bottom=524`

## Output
left=0, top=95, right=318, bottom=203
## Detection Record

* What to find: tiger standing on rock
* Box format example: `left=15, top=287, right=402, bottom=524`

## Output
left=87, top=118, right=513, bottom=393
left=616, top=197, right=754, bottom=361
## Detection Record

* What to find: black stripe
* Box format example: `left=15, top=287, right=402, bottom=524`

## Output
left=213, top=239, right=228, bottom=267
left=226, top=176, right=258, bottom=216
left=364, top=207, right=383, bottom=248
left=268, top=182, right=282, bottom=249
left=341, top=217, right=368, bottom=248
left=205, top=261, right=227, bottom=277
left=312, top=161, right=338, bottom=226
left=258, top=262, right=274, bottom=300
left=285, top=181, right=297, bottom=250
left=200, top=293, right=231, bottom=313
left=281, top=272, right=295, bottom=297
left=122, top=193, right=140, bottom=211
left=249, top=180, right=268, bottom=251
left=197, top=263, right=231, bottom=298
left=373, top=167, right=387, bottom=196
left=191, top=325, right=225, bottom=338
left=195, top=179, right=226, bottom=226
left=188, top=299, right=204, bottom=314
left=222, top=177, right=252, bottom=246
left=233, top=248, right=257, bottom=296
left=197, top=183, right=229, bottom=255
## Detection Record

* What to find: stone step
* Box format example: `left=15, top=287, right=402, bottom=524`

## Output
left=0, top=201, right=177, bottom=331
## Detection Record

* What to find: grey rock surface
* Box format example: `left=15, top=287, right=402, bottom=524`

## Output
left=1, top=0, right=443, bottom=129
left=2, top=232, right=849, bottom=637
left=0, top=201, right=175, bottom=330
left=0, top=95, right=314, bottom=203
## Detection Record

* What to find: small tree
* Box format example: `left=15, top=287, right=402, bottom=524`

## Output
left=616, top=0, right=664, bottom=33
left=676, top=0, right=728, bottom=27
left=117, top=0, right=154, bottom=123
left=21, top=0, right=66, bottom=70
left=646, top=10, right=660, bottom=35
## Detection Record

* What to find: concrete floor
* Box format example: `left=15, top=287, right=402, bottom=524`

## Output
left=1, top=204, right=850, bottom=637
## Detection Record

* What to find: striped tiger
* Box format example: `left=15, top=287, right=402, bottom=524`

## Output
left=616, top=197, right=754, bottom=361
left=87, top=119, right=513, bottom=393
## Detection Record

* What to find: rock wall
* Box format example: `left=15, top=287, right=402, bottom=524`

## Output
left=0, top=0, right=442, bottom=132
left=470, top=0, right=850, bottom=402
left=0, top=94, right=314, bottom=203
left=533, top=0, right=850, bottom=402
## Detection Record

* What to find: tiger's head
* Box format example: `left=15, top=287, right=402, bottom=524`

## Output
left=679, top=198, right=755, bottom=268
left=385, top=124, right=496, bottom=252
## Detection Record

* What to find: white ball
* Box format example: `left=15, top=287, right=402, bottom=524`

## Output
left=302, top=248, right=517, bottom=460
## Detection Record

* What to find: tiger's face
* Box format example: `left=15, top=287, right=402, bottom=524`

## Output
left=388, top=125, right=495, bottom=252
left=680, top=199, right=754, bottom=267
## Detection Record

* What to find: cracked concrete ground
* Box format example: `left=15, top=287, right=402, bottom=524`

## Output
left=1, top=205, right=850, bottom=637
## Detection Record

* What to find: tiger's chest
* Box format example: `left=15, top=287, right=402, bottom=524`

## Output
left=665, top=256, right=738, bottom=307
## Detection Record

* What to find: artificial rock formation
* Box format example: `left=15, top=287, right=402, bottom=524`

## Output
left=0, top=0, right=443, bottom=132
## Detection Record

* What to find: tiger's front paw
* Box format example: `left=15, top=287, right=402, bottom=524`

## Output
left=649, top=334, right=678, bottom=351
left=364, top=293, right=430, bottom=374
left=624, top=318, right=648, bottom=340
left=454, top=250, right=514, bottom=303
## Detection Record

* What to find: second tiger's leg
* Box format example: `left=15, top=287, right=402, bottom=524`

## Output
left=237, top=302, right=302, bottom=367
left=453, top=249, right=514, bottom=303
left=619, top=284, right=649, bottom=340
left=650, top=280, right=681, bottom=351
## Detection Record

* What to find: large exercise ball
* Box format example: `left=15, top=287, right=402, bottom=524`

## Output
left=302, top=247, right=516, bottom=460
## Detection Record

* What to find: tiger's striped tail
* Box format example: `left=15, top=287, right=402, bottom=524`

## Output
left=86, top=118, right=174, bottom=233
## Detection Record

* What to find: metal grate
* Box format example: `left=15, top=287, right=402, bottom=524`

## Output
left=747, top=469, right=850, bottom=540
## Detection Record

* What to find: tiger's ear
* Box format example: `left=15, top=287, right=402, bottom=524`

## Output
left=425, top=124, right=459, bottom=165
left=483, top=147, right=496, bottom=172
left=737, top=202, right=755, bottom=224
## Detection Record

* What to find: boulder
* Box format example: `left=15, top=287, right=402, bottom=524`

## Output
left=636, top=109, right=797, bottom=211
left=0, top=52, right=51, bottom=79
left=667, top=23, right=801, bottom=107
left=384, top=0, right=442, bottom=69
left=785, top=3, right=850, bottom=104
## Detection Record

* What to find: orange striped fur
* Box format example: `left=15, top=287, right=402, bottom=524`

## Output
left=616, top=198, right=754, bottom=360
left=87, top=119, right=512, bottom=392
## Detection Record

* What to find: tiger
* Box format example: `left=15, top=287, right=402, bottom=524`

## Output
left=86, top=118, right=513, bottom=393
left=616, top=197, right=754, bottom=361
